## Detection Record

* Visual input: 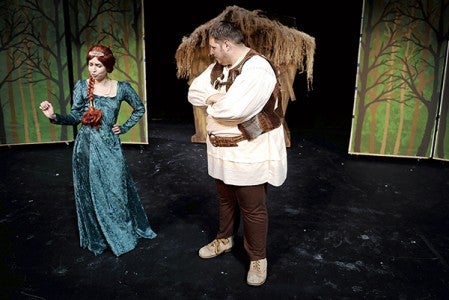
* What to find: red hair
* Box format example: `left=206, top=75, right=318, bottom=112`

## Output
left=86, top=44, right=116, bottom=73
left=81, top=44, right=114, bottom=129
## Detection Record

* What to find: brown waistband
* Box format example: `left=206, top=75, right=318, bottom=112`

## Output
left=208, top=134, right=246, bottom=147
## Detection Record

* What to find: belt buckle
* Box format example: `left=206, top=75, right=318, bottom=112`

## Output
left=209, top=133, right=218, bottom=147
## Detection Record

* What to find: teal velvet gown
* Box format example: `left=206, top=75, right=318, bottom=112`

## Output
left=51, top=79, right=156, bottom=256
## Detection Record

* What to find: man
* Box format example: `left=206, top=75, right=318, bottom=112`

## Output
left=187, top=20, right=287, bottom=286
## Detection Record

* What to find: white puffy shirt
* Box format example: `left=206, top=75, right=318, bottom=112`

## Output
left=188, top=54, right=287, bottom=187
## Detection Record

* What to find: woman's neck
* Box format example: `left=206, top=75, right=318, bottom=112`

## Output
left=93, top=77, right=113, bottom=96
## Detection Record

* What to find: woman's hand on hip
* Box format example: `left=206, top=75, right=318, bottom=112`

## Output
left=112, top=124, right=121, bottom=135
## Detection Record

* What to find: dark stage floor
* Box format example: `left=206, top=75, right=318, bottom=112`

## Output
left=1, top=121, right=449, bottom=299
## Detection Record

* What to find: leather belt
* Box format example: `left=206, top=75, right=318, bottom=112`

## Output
left=208, top=133, right=246, bottom=147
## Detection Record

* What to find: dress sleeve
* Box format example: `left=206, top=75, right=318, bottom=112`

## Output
left=50, top=80, right=87, bottom=126
left=119, top=82, right=145, bottom=134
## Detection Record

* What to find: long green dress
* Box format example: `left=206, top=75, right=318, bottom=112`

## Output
left=51, top=79, right=156, bottom=256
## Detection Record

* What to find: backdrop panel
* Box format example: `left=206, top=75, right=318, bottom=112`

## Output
left=0, top=0, right=147, bottom=146
left=349, top=0, right=449, bottom=159
left=433, top=45, right=449, bottom=161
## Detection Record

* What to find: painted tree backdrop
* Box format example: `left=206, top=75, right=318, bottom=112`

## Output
left=349, top=0, right=449, bottom=160
left=0, top=0, right=147, bottom=146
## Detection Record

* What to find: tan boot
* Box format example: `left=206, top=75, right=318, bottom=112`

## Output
left=198, top=237, right=233, bottom=259
left=247, top=258, right=267, bottom=286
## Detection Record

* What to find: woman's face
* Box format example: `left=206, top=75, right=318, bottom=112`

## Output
left=88, top=57, right=107, bottom=81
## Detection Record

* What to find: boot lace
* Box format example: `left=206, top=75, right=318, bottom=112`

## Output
left=209, top=238, right=229, bottom=254
left=250, top=260, right=261, bottom=272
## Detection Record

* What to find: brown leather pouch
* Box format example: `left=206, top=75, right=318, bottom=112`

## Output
left=238, top=111, right=281, bottom=141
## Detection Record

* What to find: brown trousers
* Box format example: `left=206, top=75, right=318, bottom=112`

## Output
left=215, top=179, right=268, bottom=261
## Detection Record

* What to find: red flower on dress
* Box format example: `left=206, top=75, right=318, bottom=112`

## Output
left=81, top=105, right=102, bottom=129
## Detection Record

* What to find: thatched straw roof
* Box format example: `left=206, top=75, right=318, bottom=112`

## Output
left=175, top=5, right=316, bottom=96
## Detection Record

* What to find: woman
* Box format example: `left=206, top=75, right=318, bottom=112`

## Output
left=39, top=44, right=156, bottom=256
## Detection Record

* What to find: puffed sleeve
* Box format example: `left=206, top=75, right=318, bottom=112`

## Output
left=188, top=63, right=220, bottom=107
left=206, top=56, right=276, bottom=122
left=119, top=82, right=145, bottom=134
